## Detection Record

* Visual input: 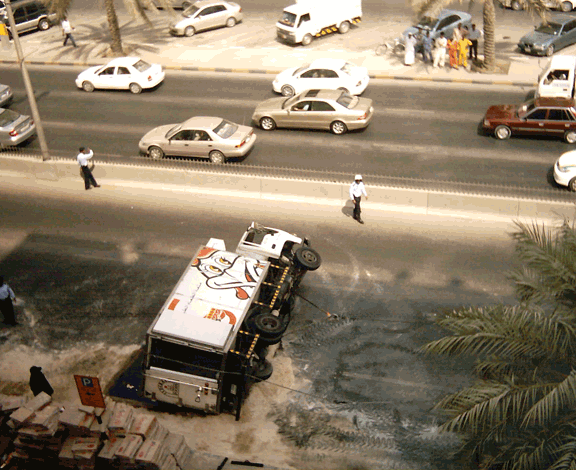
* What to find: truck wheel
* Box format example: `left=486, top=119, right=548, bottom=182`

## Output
left=302, top=34, right=313, bottom=46
left=339, top=21, right=350, bottom=34
left=295, top=246, right=321, bottom=271
left=251, top=359, right=273, bottom=382
left=253, top=313, right=288, bottom=338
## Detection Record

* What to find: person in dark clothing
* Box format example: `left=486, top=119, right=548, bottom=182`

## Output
left=29, top=366, right=54, bottom=396
left=0, top=276, right=17, bottom=326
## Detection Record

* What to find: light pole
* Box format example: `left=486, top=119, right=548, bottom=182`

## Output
left=4, top=0, right=50, bottom=161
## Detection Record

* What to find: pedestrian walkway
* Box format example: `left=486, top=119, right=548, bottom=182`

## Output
left=0, top=8, right=553, bottom=87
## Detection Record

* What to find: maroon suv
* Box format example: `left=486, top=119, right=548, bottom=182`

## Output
left=483, top=97, right=576, bottom=143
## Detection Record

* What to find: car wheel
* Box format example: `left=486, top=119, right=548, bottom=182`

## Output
left=302, top=33, right=313, bottom=46
left=338, top=21, right=350, bottom=34
left=184, top=26, right=195, bottom=37
left=82, top=81, right=95, bottom=93
left=337, top=87, right=350, bottom=94
left=570, top=178, right=576, bottom=192
left=129, top=83, right=142, bottom=94
left=295, top=246, right=321, bottom=271
left=511, top=0, right=523, bottom=10
left=281, top=85, right=295, bottom=97
left=260, top=117, right=276, bottom=131
left=565, top=130, right=576, bottom=144
left=209, top=150, right=226, bottom=164
left=494, top=125, right=511, bottom=140
left=226, top=17, right=236, bottom=27
left=561, top=1, right=573, bottom=11
left=393, top=42, right=405, bottom=56
left=546, top=45, right=555, bottom=56
left=38, top=18, right=50, bottom=31
left=330, top=120, right=348, bottom=135
left=149, top=146, right=164, bottom=160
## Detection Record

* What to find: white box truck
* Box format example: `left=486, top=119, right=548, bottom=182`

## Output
left=142, top=222, right=321, bottom=418
left=276, top=0, right=362, bottom=46
left=536, top=55, right=576, bottom=99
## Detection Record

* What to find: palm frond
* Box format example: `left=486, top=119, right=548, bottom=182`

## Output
left=550, top=433, right=576, bottom=470
left=43, top=0, right=74, bottom=21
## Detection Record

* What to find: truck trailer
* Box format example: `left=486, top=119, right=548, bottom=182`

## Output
left=142, top=222, right=321, bottom=418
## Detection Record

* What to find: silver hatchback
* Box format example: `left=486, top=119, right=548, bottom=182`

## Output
left=0, top=108, right=36, bottom=148
left=169, top=0, right=242, bottom=36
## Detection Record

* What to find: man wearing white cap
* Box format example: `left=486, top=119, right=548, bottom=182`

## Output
left=349, top=174, right=368, bottom=224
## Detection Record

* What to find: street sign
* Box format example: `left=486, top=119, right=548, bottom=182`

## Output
left=74, top=375, right=106, bottom=409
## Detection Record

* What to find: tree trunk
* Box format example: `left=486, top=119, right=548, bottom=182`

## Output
left=483, top=0, right=496, bottom=70
left=105, top=0, right=124, bottom=56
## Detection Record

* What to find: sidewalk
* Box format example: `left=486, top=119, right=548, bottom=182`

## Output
left=0, top=9, right=550, bottom=87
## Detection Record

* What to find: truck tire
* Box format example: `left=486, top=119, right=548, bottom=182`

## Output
left=302, top=34, right=313, bottom=46
left=339, top=21, right=350, bottom=34
left=251, top=359, right=273, bottom=381
left=253, top=313, right=288, bottom=338
left=295, top=246, right=321, bottom=271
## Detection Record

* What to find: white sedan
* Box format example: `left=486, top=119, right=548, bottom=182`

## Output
left=554, top=150, right=576, bottom=190
left=75, top=57, right=165, bottom=94
left=272, top=58, right=370, bottom=97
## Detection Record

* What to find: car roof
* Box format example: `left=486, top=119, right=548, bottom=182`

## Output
left=181, top=116, right=224, bottom=129
left=534, top=97, right=576, bottom=107
left=300, top=89, right=343, bottom=100
left=106, top=57, right=141, bottom=67
left=308, top=58, right=347, bottom=69
left=192, top=0, right=227, bottom=8
left=432, top=9, right=471, bottom=19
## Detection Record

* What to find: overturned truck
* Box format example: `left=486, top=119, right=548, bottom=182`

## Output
left=142, top=222, right=321, bottom=418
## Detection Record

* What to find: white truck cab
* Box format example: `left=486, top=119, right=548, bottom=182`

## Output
left=142, top=222, right=321, bottom=418
left=276, top=0, right=362, bottom=46
left=537, top=55, right=576, bottom=99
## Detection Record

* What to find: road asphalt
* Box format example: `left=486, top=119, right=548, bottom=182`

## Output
left=0, top=8, right=558, bottom=87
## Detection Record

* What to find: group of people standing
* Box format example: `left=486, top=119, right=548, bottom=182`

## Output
left=404, top=23, right=482, bottom=70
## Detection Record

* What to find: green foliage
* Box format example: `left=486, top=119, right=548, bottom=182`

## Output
left=422, top=220, right=576, bottom=470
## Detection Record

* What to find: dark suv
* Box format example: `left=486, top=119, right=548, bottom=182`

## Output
left=1, top=0, right=57, bottom=38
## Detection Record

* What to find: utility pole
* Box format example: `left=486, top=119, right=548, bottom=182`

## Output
left=5, top=0, right=50, bottom=161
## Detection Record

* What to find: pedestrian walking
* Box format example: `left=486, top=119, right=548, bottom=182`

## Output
left=433, top=32, right=448, bottom=68
left=468, top=24, right=482, bottom=61
left=448, top=38, right=459, bottom=69
left=423, top=30, right=433, bottom=64
left=349, top=174, right=368, bottom=224
left=404, top=33, right=416, bottom=66
left=61, top=17, right=77, bottom=48
left=77, top=147, right=100, bottom=190
left=0, top=276, right=17, bottom=326
left=458, top=28, right=473, bottom=69
left=29, top=366, right=54, bottom=397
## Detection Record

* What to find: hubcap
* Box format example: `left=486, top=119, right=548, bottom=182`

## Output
left=302, top=250, right=317, bottom=263
left=262, top=118, right=273, bottom=130
left=333, top=122, right=345, bottom=134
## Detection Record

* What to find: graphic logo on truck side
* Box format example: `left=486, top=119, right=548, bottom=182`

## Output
left=192, top=247, right=265, bottom=301
left=205, top=307, right=237, bottom=325
left=158, top=380, right=179, bottom=397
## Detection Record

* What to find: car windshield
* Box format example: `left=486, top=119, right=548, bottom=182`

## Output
left=337, top=93, right=359, bottom=109
left=293, top=64, right=310, bottom=76
left=0, top=108, right=19, bottom=127
left=518, top=100, right=536, bottom=118
left=417, top=16, right=438, bottom=28
left=535, top=22, right=562, bottom=35
left=167, top=124, right=182, bottom=138
left=183, top=5, right=200, bottom=17
left=132, top=59, right=151, bottom=73
left=341, top=63, right=356, bottom=75
left=279, top=11, right=296, bottom=27
left=213, top=119, right=238, bottom=138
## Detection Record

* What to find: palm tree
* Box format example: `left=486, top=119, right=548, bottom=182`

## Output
left=409, top=0, right=548, bottom=71
left=420, top=220, right=576, bottom=469
left=44, top=0, right=173, bottom=55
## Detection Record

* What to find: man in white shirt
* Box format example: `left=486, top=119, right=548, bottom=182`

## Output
left=349, top=174, right=368, bottom=224
left=0, top=275, right=17, bottom=326
left=433, top=32, right=448, bottom=68
left=77, top=147, right=100, bottom=190
left=61, top=18, right=77, bottom=48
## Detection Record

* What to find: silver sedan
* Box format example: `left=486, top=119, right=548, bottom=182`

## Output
left=0, top=84, right=12, bottom=108
left=0, top=108, right=36, bottom=148
left=252, top=89, right=374, bottom=135
left=169, top=0, right=242, bottom=37
left=138, top=116, right=256, bottom=163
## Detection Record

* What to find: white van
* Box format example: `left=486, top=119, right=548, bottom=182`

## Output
left=536, top=55, right=576, bottom=99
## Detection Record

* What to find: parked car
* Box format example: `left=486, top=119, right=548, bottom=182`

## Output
left=75, top=57, right=165, bottom=94
left=554, top=149, right=576, bottom=190
left=0, top=0, right=56, bottom=38
left=398, top=9, right=472, bottom=45
left=169, top=0, right=242, bottom=37
left=0, top=107, right=35, bottom=148
left=482, top=97, right=576, bottom=143
left=273, top=58, right=369, bottom=98
left=518, top=14, right=576, bottom=56
left=252, top=89, right=374, bottom=135
left=143, top=0, right=193, bottom=9
left=0, top=84, right=13, bottom=107
left=138, top=116, right=256, bottom=163
left=498, top=0, right=575, bottom=12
